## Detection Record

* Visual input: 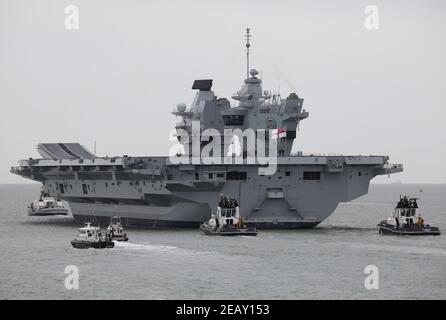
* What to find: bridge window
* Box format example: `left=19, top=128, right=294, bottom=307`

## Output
left=59, top=184, right=65, bottom=194
left=223, top=115, right=244, bottom=126
left=287, top=131, right=297, bottom=139
left=226, top=171, right=247, bottom=180
left=303, top=171, right=321, bottom=181
left=82, top=184, right=88, bottom=195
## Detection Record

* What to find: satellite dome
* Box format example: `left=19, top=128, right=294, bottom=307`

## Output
left=177, top=103, right=187, bottom=112
left=250, top=69, right=259, bottom=77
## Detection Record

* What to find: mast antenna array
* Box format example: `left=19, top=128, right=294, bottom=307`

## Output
left=245, top=27, right=251, bottom=79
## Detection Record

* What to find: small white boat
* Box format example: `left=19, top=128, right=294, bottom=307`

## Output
left=106, top=216, right=129, bottom=241
left=71, top=222, right=114, bottom=249
left=27, top=188, right=69, bottom=216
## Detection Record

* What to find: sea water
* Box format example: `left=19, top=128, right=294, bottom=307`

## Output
left=0, top=184, right=445, bottom=299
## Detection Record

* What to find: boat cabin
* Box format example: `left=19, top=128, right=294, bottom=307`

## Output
left=211, top=195, right=241, bottom=227
left=388, top=196, right=423, bottom=227
left=107, top=216, right=126, bottom=237
left=75, top=222, right=107, bottom=242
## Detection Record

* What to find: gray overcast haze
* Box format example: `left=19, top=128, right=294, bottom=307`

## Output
left=1, top=0, right=445, bottom=184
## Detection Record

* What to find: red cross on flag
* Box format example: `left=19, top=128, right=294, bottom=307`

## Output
left=271, top=128, right=287, bottom=139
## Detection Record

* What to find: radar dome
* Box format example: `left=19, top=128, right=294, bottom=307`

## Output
left=177, top=103, right=187, bottom=112
left=250, top=69, right=259, bottom=77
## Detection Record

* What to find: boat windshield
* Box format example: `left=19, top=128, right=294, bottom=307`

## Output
left=399, top=208, right=416, bottom=217
left=221, top=208, right=235, bottom=217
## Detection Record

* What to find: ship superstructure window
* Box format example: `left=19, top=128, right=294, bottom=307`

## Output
left=287, top=131, right=297, bottom=139
left=82, top=184, right=88, bottom=195
left=226, top=171, right=247, bottom=180
left=223, top=115, right=244, bottom=126
left=303, top=171, right=321, bottom=181
left=266, top=118, right=276, bottom=129
left=59, top=184, right=65, bottom=194
left=195, top=173, right=199, bottom=180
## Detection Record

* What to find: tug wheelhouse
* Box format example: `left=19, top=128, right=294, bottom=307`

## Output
left=378, top=196, right=440, bottom=236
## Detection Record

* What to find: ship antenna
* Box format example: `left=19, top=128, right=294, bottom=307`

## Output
left=245, top=27, right=251, bottom=79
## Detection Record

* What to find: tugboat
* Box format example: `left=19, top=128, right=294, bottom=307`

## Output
left=378, top=196, right=441, bottom=236
left=71, top=222, right=115, bottom=249
left=27, top=188, right=69, bottom=216
left=200, top=194, right=258, bottom=236
left=106, top=216, right=129, bottom=241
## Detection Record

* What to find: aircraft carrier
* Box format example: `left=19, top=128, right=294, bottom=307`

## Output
left=10, top=29, right=403, bottom=228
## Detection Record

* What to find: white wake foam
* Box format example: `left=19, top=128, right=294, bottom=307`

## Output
left=113, top=241, right=177, bottom=252
left=113, top=241, right=216, bottom=256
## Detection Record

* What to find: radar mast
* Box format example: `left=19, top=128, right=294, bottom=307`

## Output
left=245, top=27, right=251, bottom=79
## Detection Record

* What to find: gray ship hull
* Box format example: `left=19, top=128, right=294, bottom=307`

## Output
left=70, top=202, right=209, bottom=228
left=71, top=212, right=319, bottom=229
left=68, top=195, right=320, bottom=229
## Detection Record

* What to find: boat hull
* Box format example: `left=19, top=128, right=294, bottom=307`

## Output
left=378, top=223, right=441, bottom=236
left=200, top=225, right=258, bottom=236
left=111, top=235, right=128, bottom=242
left=71, top=240, right=115, bottom=249
left=28, top=207, right=69, bottom=216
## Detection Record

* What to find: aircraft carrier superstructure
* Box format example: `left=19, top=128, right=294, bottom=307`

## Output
left=11, top=29, right=403, bottom=228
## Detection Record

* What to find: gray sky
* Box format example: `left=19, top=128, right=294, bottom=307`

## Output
left=1, top=0, right=445, bottom=184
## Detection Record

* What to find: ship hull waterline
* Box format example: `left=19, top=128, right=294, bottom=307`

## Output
left=378, top=223, right=441, bottom=236
left=72, top=214, right=320, bottom=229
